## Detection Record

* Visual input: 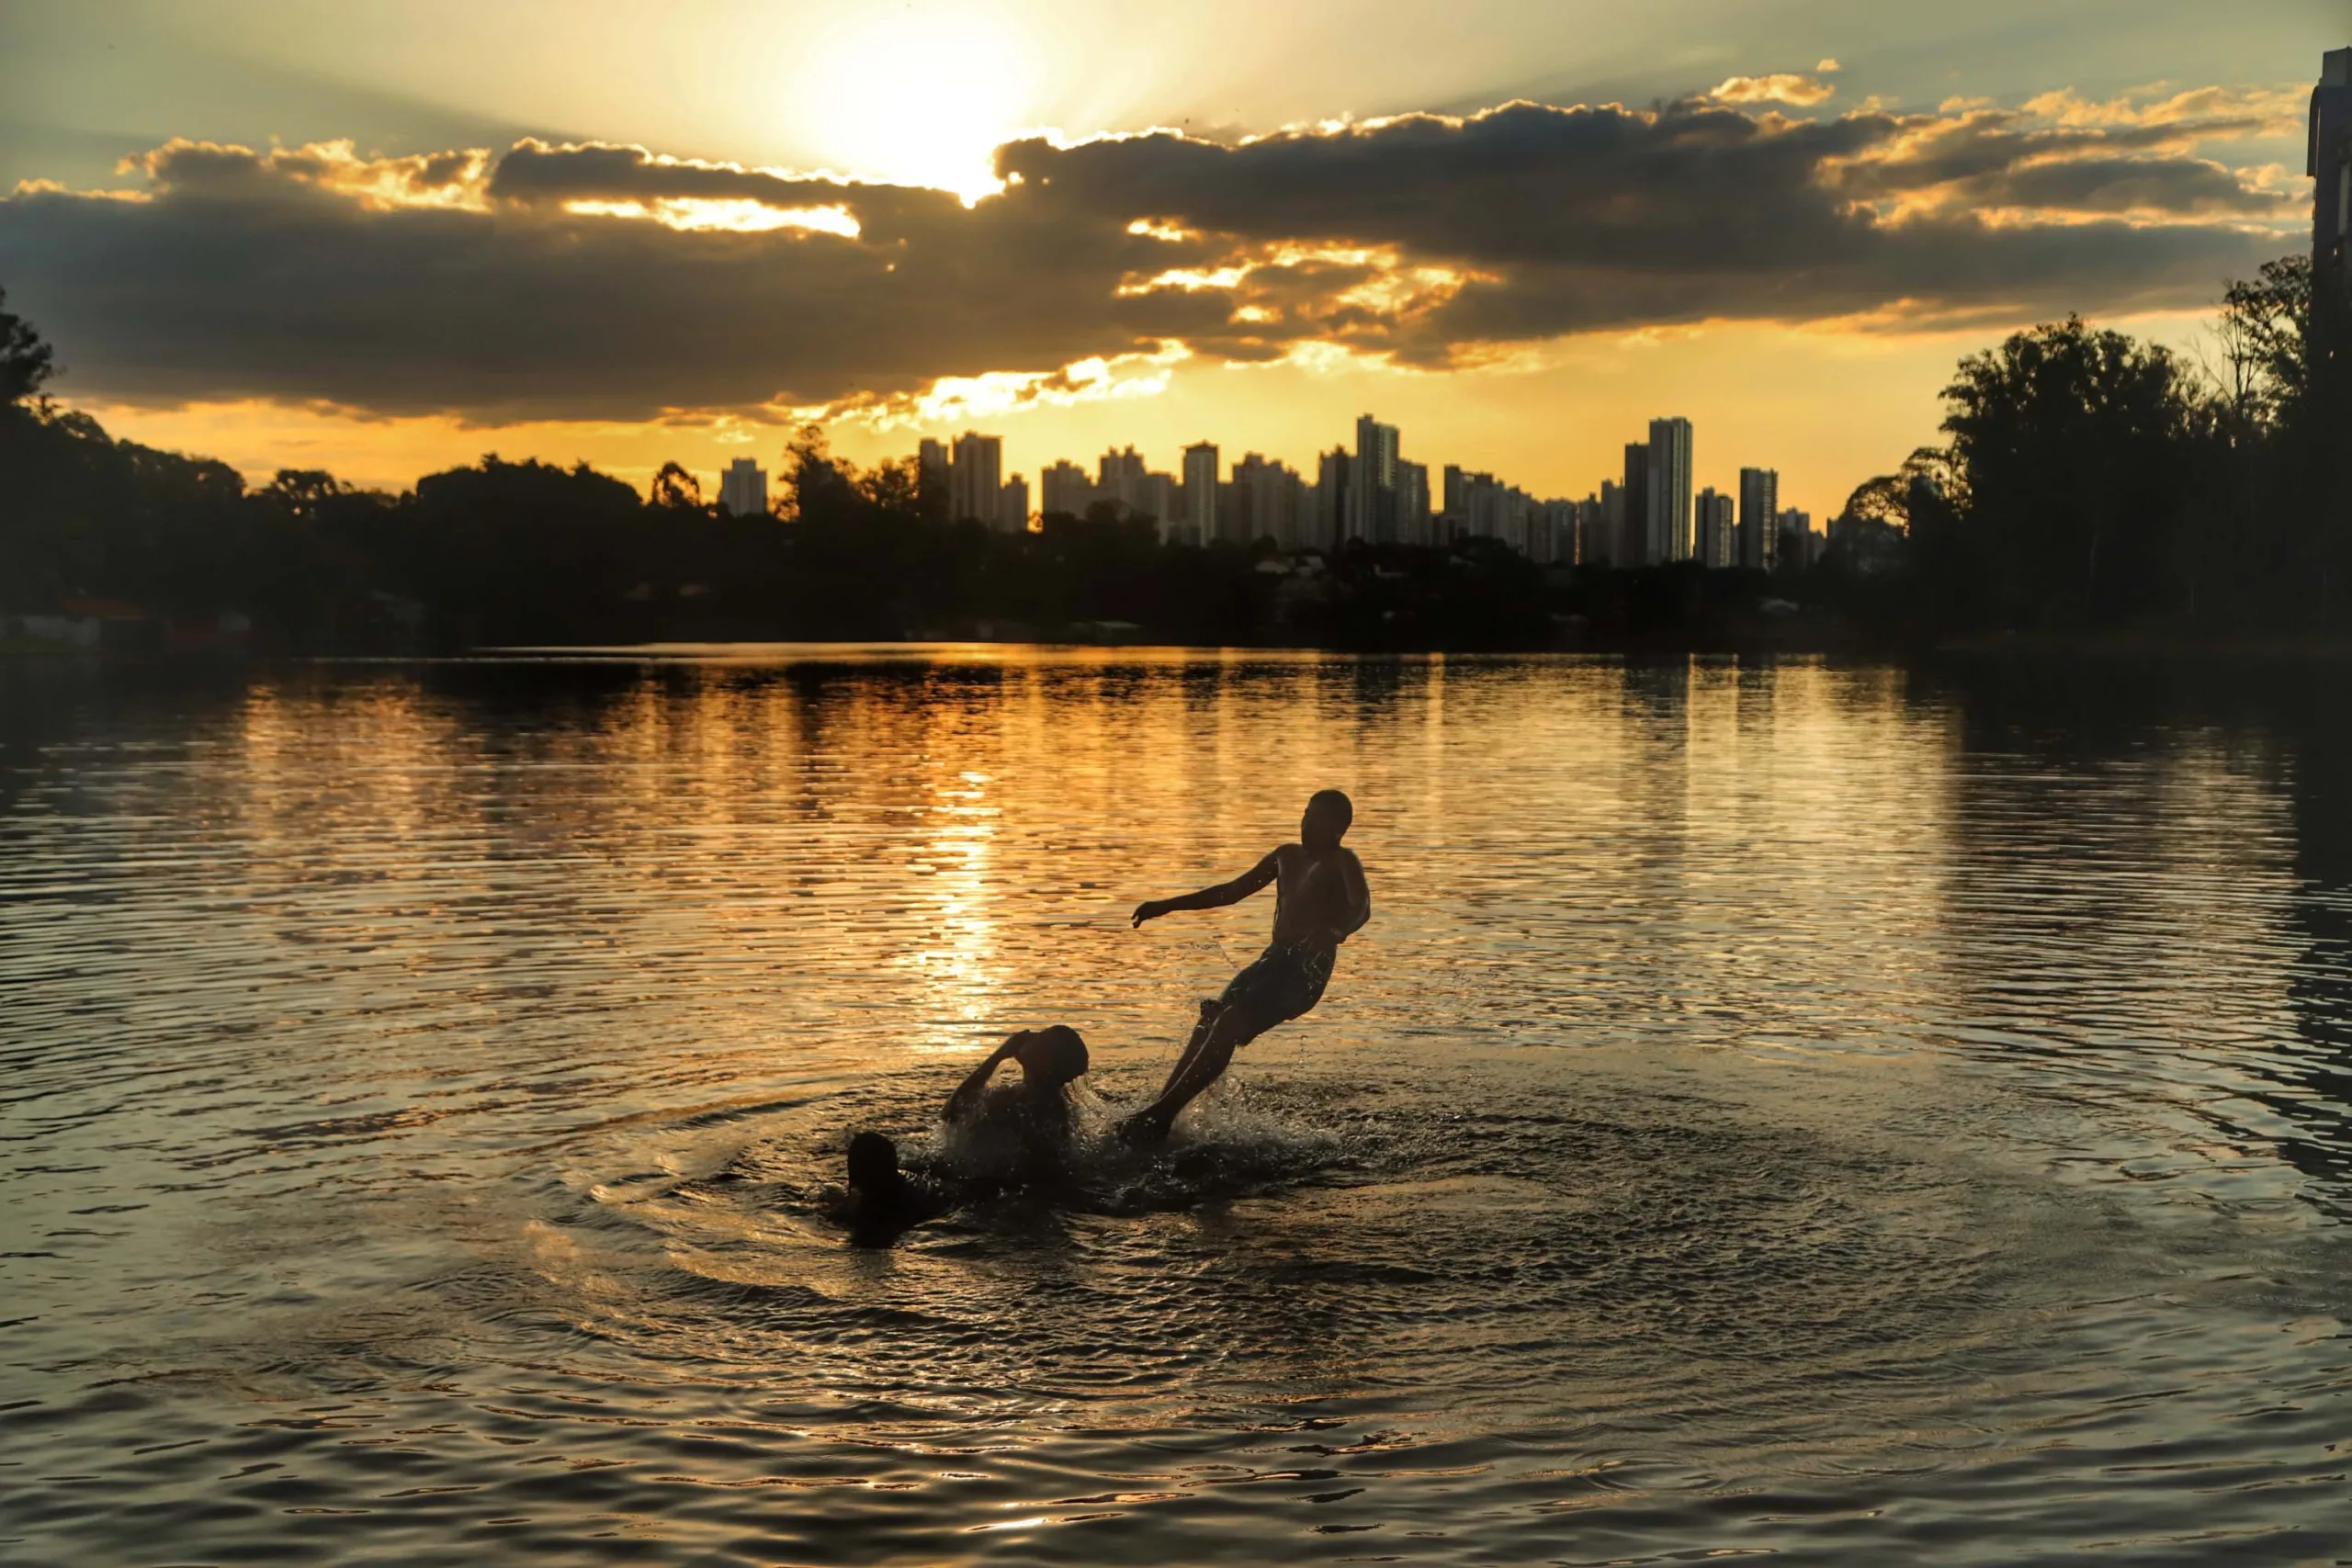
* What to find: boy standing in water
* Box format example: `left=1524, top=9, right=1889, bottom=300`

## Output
left=1120, top=789, right=1371, bottom=1145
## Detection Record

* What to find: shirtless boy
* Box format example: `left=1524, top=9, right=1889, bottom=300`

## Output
left=1119, top=789, right=1371, bottom=1145
left=843, top=1025, right=1090, bottom=1242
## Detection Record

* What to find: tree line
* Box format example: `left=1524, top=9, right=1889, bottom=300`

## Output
left=2, top=254, right=2345, bottom=654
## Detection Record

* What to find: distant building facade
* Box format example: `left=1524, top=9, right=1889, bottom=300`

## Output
left=1619, top=446, right=1649, bottom=565
left=1396, top=459, right=1431, bottom=546
left=1645, top=417, right=1693, bottom=563
left=1317, top=446, right=1351, bottom=549
left=999, top=473, right=1029, bottom=534
left=1182, top=442, right=1221, bottom=544
left=718, top=457, right=768, bottom=518
left=949, top=433, right=1003, bottom=525
left=1738, top=467, right=1781, bottom=570
left=1694, top=487, right=1736, bottom=567
left=1349, top=414, right=1400, bottom=543
left=1040, top=459, right=1093, bottom=518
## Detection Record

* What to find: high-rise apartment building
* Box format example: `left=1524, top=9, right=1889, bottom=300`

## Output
left=718, top=457, right=768, bottom=518
left=1577, top=495, right=1604, bottom=566
left=1229, top=453, right=1304, bottom=547
left=1137, top=471, right=1180, bottom=536
left=917, top=439, right=949, bottom=516
left=1396, top=460, right=1431, bottom=546
left=1350, top=414, right=1400, bottom=542
left=1182, top=442, right=1221, bottom=544
left=1738, top=467, right=1781, bottom=570
left=999, top=474, right=1029, bottom=534
left=1620, top=446, right=1649, bottom=566
left=2315, top=48, right=2351, bottom=291
left=1040, top=459, right=1093, bottom=519
left=949, top=432, right=1003, bottom=525
left=1317, top=446, right=1351, bottom=549
left=1098, top=446, right=1148, bottom=514
left=1694, top=489, right=1736, bottom=567
left=1645, top=417, right=1693, bottom=562
left=1778, top=506, right=1817, bottom=569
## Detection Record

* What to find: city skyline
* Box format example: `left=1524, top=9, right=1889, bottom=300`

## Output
left=0, top=5, right=2337, bottom=525
left=786, top=404, right=1819, bottom=570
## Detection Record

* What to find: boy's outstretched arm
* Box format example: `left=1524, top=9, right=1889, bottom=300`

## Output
left=1132, top=851, right=1280, bottom=928
left=943, top=1033, right=1023, bottom=1123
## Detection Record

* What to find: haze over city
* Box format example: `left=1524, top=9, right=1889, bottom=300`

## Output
left=0, top=0, right=2333, bottom=523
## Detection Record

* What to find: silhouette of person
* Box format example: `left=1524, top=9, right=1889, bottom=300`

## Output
left=841, top=1025, right=1092, bottom=1242
left=1119, top=789, right=1371, bottom=1145
left=843, top=1129, right=948, bottom=1246
left=941, top=1024, right=1091, bottom=1174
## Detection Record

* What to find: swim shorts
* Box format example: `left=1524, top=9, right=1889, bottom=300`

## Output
left=1216, top=942, right=1335, bottom=1036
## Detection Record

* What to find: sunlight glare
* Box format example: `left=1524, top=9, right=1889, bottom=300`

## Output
left=796, top=8, right=1038, bottom=202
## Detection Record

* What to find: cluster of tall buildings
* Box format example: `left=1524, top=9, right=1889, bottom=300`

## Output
left=922, top=411, right=1817, bottom=570
left=920, top=434, right=1029, bottom=533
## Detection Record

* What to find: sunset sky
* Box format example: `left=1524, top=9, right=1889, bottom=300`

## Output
left=0, top=0, right=2337, bottom=521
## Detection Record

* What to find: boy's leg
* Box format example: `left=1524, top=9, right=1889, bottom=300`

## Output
left=1157, top=998, right=1224, bottom=1095
left=1121, top=1005, right=1264, bottom=1143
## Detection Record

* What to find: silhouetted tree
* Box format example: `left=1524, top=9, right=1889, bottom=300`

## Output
left=1939, top=315, right=2218, bottom=628
left=0, top=286, right=55, bottom=405
left=650, top=460, right=704, bottom=511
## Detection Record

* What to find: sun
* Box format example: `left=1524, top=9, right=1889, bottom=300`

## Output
left=797, top=8, right=1038, bottom=202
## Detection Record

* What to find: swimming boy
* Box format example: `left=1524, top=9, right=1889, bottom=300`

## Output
left=842, top=1025, right=1091, bottom=1242
left=1119, top=789, right=1371, bottom=1145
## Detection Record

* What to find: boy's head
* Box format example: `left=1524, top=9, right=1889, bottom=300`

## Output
left=1020, top=1024, right=1090, bottom=1088
left=846, top=1131, right=900, bottom=1192
left=1302, top=789, right=1353, bottom=849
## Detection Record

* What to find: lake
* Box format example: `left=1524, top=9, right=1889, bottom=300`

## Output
left=5, top=648, right=2350, bottom=1564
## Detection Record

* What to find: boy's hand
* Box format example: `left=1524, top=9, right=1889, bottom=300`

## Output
left=1131, top=899, right=1169, bottom=928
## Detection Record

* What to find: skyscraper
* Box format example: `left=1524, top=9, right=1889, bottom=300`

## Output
left=1620, top=445, right=1649, bottom=566
left=1182, top=442, right=1221, bottom=544
left=917, top=439, right=949, bottom=518
left=1040, top=459, right=1093, bottom=518
left=1139, top=471, right=1181, bottom=536
left=949, top=432, right=1003, bottom=525
left=1694, top=488, right=1735, bottom=567
left=1738, top=467, right=1780, bottom=570
left=1317, top=446, right=1351, bottom=549
left=998, top=474, right=1029, bottom=534
left=2315, top=47, right=2351, bottom=291
left=1350, top=414, right=1399, bottom=543
left=1598, top=480, right=1623, bottom=566
left=1645, top=417, right=1693, bottom=562
left=1396, top=460, right=1431, bottom=546
left=718, top=457, right=768, bottom=518
left=1098, top=446, right=1148, bottom=514
left=1577, top=495, right=1604, bottom=566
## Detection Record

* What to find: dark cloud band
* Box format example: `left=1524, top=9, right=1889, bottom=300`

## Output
left=0, top=95, right=2291, bottom=420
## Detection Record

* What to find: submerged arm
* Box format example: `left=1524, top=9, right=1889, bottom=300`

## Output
left=1132, top=851, right=1280, bottom=927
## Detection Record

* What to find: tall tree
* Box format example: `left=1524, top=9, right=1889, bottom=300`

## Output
left=1939, top=316, right=2215, bottom=628
left=0, top=286, right=57, bottom=405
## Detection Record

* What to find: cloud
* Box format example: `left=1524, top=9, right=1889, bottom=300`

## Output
left=1711, top=73, right=1839, bottom=107
left=0, top=87, right=2300, bottom=425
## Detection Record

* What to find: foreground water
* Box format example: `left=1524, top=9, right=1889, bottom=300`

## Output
left=5, top=649, right=2351, bottom=1564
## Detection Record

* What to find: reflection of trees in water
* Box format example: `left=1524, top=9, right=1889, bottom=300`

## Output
left=1926, top=658, right=2352, bottom=1213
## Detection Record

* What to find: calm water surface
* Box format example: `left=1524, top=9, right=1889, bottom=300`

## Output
left=5, top=649, right=2351, bottom=1564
